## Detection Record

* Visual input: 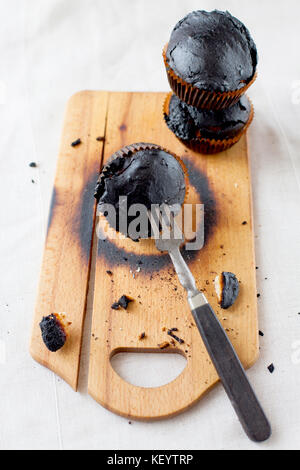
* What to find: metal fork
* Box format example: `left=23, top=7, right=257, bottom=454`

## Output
left=155, top=225, right=271, bottom=442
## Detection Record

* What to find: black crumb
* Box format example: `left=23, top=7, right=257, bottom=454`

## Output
left=138, top=332, right=146, bottom=340
left=96, top=136, right=105, bottom=142
left=257, top=293, right=261, bottom=298
left=71, top=138, right=82, bottom=147
left=267, top=363, right=275, bottom=374
left=259, top=330, right=264, bottom=337
left=111, top=302, right=120, bottom=310
left=118, top=295, right=133, bottom=309
left=256, top=266, right=259, bottom=270
left=29, top=162, right=37, bottom=168
left=265, top=277, right=268, bottom=280
left=106, top=270, right=113, bottom=276
left=31, top=179, right=35, bottom=184
left=242, top=221, right=247, bottom=225
left=128, top=421, right=132, bottom=425
left=167, top=330, right=184, bottom=344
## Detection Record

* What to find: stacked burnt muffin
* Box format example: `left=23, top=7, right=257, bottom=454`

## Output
left=163, top=10, right=257, bottom=154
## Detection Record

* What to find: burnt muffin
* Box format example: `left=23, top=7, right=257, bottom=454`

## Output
left=163, top=10, right=258, bottom=109
left=164, top=92, right=253, bottom=154
left=94, top=143, right=187, bottom=240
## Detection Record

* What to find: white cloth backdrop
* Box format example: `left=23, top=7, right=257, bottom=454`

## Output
left=1, top=0, right=300, bottom=450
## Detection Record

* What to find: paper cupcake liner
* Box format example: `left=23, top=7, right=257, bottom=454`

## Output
left=163, top=92, right=254, bottom=154
left=95, top=143, right=190, bottom=238
left=163, top=44, right=257, bottom=111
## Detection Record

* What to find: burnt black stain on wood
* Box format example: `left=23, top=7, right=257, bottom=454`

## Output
left=97, top=157, right=217, bottom=273
left=47, top=187, right=58, bottom=233
left=46, top=169, right=99, bottom=260
left=73, top=169, right=99, bottom=260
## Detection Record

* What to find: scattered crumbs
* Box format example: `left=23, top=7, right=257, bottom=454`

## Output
left=29, top=162, right=37, bottom=168
left=174, top=287, right=177, bottom=291
left=158, top=341, right=170, bottom=350
left=170, top=339, right=176, bottom=346
left=138, top=332, right=146, bottom=340
left=267, top=363, right=275, bottom=374
left=225, top=328, right=230, bottom=332
left=220, top=245, right=224, bottom=249
left=257, top=293, right=261, bottom=298
left=242, top=221, right=247, bottom=225
left=106, top=270, right=113, bottom=276
left=259, top=330, right=264, bottom=337
left=96, top=136, right=105, bottom=142
left=31, top=179, right=35, bottom=184
left=111, top=302, right=120, bottom=310
left=95, top=337, right=98, bottom=341
left=128, top=421, right=132, bottom=425
left=265, top=277, right=268, bottom=280
left=91, top=333, right=95, bottom=337
left=167, top=330, right=184, bottom=344
left=222, top=317, right=227, bottom=321
left=71, top=138, right=81, bottom=147
left=162, top=327, right=166, bottom=332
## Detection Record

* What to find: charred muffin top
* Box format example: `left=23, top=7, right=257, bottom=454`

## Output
left=166, top=10, right=257, bottom=92
left=94, top=144, right=187, bottom=240
left=165, top=93, right=252, bottom=141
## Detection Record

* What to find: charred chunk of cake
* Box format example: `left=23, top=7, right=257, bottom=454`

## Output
left=111, top=302, right=120, bottom=310
left=118, top=295, right=133, bottom=309
left=214, top=272, right=239, bottom=309
left=39, top=313, right=67, bottom=352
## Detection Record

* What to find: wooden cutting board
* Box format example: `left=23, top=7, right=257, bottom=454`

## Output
left=30, top=91, right=259, bottom=420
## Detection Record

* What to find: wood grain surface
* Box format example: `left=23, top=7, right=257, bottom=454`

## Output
left=87, top=92, right=259, bottom=420
left=30, top=91, right=108, bottom=390
left=31, top=91, right=258, bottom=418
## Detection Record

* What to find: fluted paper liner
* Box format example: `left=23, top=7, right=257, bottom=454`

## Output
left=163, top=44, right=257, bottom=111
left=163, top=92, right=254, bottom=154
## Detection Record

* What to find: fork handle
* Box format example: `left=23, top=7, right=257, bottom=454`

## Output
left=190, top=296, right=271, bottom=442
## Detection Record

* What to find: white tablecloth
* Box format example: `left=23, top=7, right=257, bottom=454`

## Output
left=1, top=0, right=300, bottom=450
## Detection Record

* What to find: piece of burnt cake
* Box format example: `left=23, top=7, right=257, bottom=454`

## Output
left=214, top=272, right=240, bottom=309
left=39, top=313, right=67, bottom=352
